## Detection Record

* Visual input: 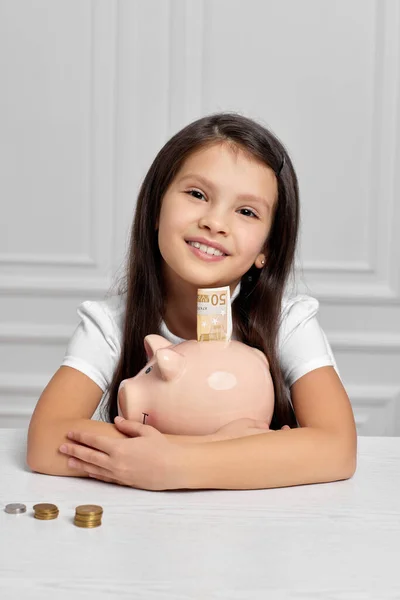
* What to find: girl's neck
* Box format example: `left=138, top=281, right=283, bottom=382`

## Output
left=162, top=270, right=240, bottom=341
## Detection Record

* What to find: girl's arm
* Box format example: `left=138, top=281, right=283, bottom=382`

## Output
left=27, top=367, right=128, bottom=476
left=27, top=367, right=212, bottom=477
left=179, top=366, right=357, bottom=490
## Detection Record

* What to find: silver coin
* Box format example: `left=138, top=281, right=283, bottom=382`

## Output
left=5, top=503, right=27, bottom=514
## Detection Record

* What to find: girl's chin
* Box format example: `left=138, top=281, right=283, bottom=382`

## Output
left=162, top=259, right=236, bottom=290
left=176, top=272, right=226, bottom=289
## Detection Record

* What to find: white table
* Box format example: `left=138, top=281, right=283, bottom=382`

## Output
left=1, top=429, right=399, bottom=599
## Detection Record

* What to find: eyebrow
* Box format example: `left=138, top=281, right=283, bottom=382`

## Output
left=178, top=173, right=271, bottom=212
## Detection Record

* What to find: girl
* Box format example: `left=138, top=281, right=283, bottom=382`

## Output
left=27, top=113, right=357, bottom=491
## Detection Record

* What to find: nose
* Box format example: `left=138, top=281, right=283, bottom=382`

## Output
left=198, top=206, right=230, bottom=235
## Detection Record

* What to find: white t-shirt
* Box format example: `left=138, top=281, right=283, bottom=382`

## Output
left=61, top=289, right=340, bottom=394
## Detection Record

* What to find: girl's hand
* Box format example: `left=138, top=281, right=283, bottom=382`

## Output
left=59, top=418, right=186, bottom=491
left=211, top=418, right=290, bottom=442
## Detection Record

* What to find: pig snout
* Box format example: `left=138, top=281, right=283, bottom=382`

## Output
left=117, top=378, right=154, bottom=423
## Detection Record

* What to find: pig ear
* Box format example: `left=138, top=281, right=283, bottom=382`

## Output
left=156, top=348, right=185, bottom=381
left=252, top=347, right=270, bottom=368
left=144, top=334, right=173, bottom=360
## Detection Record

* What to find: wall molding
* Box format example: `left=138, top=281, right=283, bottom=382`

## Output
left=1, top=381, right=399, bottom=430
left=2, top=277, right=397, bottom=304
left=299, top=281, right=400, bottom=305
left=0, top=275, right=112, bottom=297
left=168, top=0, right=204, bottom=134
left=0, top=253, right=96, bottom=267
left=0, top=406, right=33, bottom=418
left=0, top=373, right=49, bottom=396
left=1, top=377, right=399, bottom=432
left=346, top=383, right=400, bottom=402
left=300, top=260, right=373, bottom=275
left=328, top=331, right=400, bottom=353
left=302, top=0, right=400, bottom=300
left=1, top=323, right=400, bottom=353
left=0, top=324, right=73, bottom=345
left=1, top=0, right=118, bottom=275
left=1, top=378, right=399, bottom=399
left=346, top=383, right=400, bottom=435
left=369, top=0, right=400, bottom=296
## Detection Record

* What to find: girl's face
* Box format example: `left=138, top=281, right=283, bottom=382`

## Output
left=158, top=142, right=278, bottom=291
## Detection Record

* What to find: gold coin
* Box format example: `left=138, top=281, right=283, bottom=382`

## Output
left=34, top=511, right=59, bottom=516
left=74, top=520, right=101, bottom=528
left=75, top=504, right=103, bottom=516
left=34, top=513, right=59, bottom=520
left=33, top=503, right=58, bottom=512
left=74, top=515, right=102, bottom=524
left=75, top=515, right=101, bottom=523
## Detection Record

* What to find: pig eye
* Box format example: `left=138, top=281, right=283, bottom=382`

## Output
left=145, top=366, right=153, bottom=374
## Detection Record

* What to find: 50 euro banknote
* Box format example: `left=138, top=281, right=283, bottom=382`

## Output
left=197, top=286, right=232, bottom=341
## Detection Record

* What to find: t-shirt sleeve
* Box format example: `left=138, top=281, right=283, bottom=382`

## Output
left=61, top=301, right=121, bottom=392
left=278, top=295, right=340, bottom=388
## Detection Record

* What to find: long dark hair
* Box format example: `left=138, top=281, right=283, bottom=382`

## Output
left=100, top=112, right=300, bottom=429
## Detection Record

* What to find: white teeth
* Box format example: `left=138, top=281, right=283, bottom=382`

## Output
left=187, top=241, right=225, bottom=256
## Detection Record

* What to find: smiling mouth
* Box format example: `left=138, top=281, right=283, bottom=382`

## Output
left=186, top=240, right=227, bottom=257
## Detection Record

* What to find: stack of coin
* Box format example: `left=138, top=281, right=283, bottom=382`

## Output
left=33, top=503, right=59, bottom=520
left=74, top=504, right=103, bottom=528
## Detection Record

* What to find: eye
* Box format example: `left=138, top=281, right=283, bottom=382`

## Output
left=186, top=189, right=206, bottom=201
left=145, top=366, right=153, bottom=374
left=238, top=208, right=258, bottom=218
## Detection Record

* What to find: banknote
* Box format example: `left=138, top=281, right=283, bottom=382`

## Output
left=197, top=286, right=232, bottom=341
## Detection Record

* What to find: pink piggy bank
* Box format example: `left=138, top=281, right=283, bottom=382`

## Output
left=118, top=334, right=275, bottom=436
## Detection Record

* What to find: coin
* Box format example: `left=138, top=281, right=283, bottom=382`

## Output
left=33, top=503, right=58, bottom=512
left=33, top=503, right=59, bottom=520
left=5, top=503, right=27, bottom=514
left=74, top=515, right=101, bottom=523
left=34, top=512, right=59, bottom=520
left=74, top=519, right=101, bottom=528
left=75, top=504, right=103, bottom=516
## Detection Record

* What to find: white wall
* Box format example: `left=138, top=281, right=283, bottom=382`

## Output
left=1, top=0, right=399, bottom=434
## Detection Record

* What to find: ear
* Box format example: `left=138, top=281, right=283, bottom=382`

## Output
left=156, top=348, right=186, bottom=381
left=144, top=334, right=173, bottom=360
left=254, top=252, right=266, bottom=269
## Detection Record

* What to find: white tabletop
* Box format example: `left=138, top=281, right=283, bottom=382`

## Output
left=1, top=429, right=399, bottom=599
